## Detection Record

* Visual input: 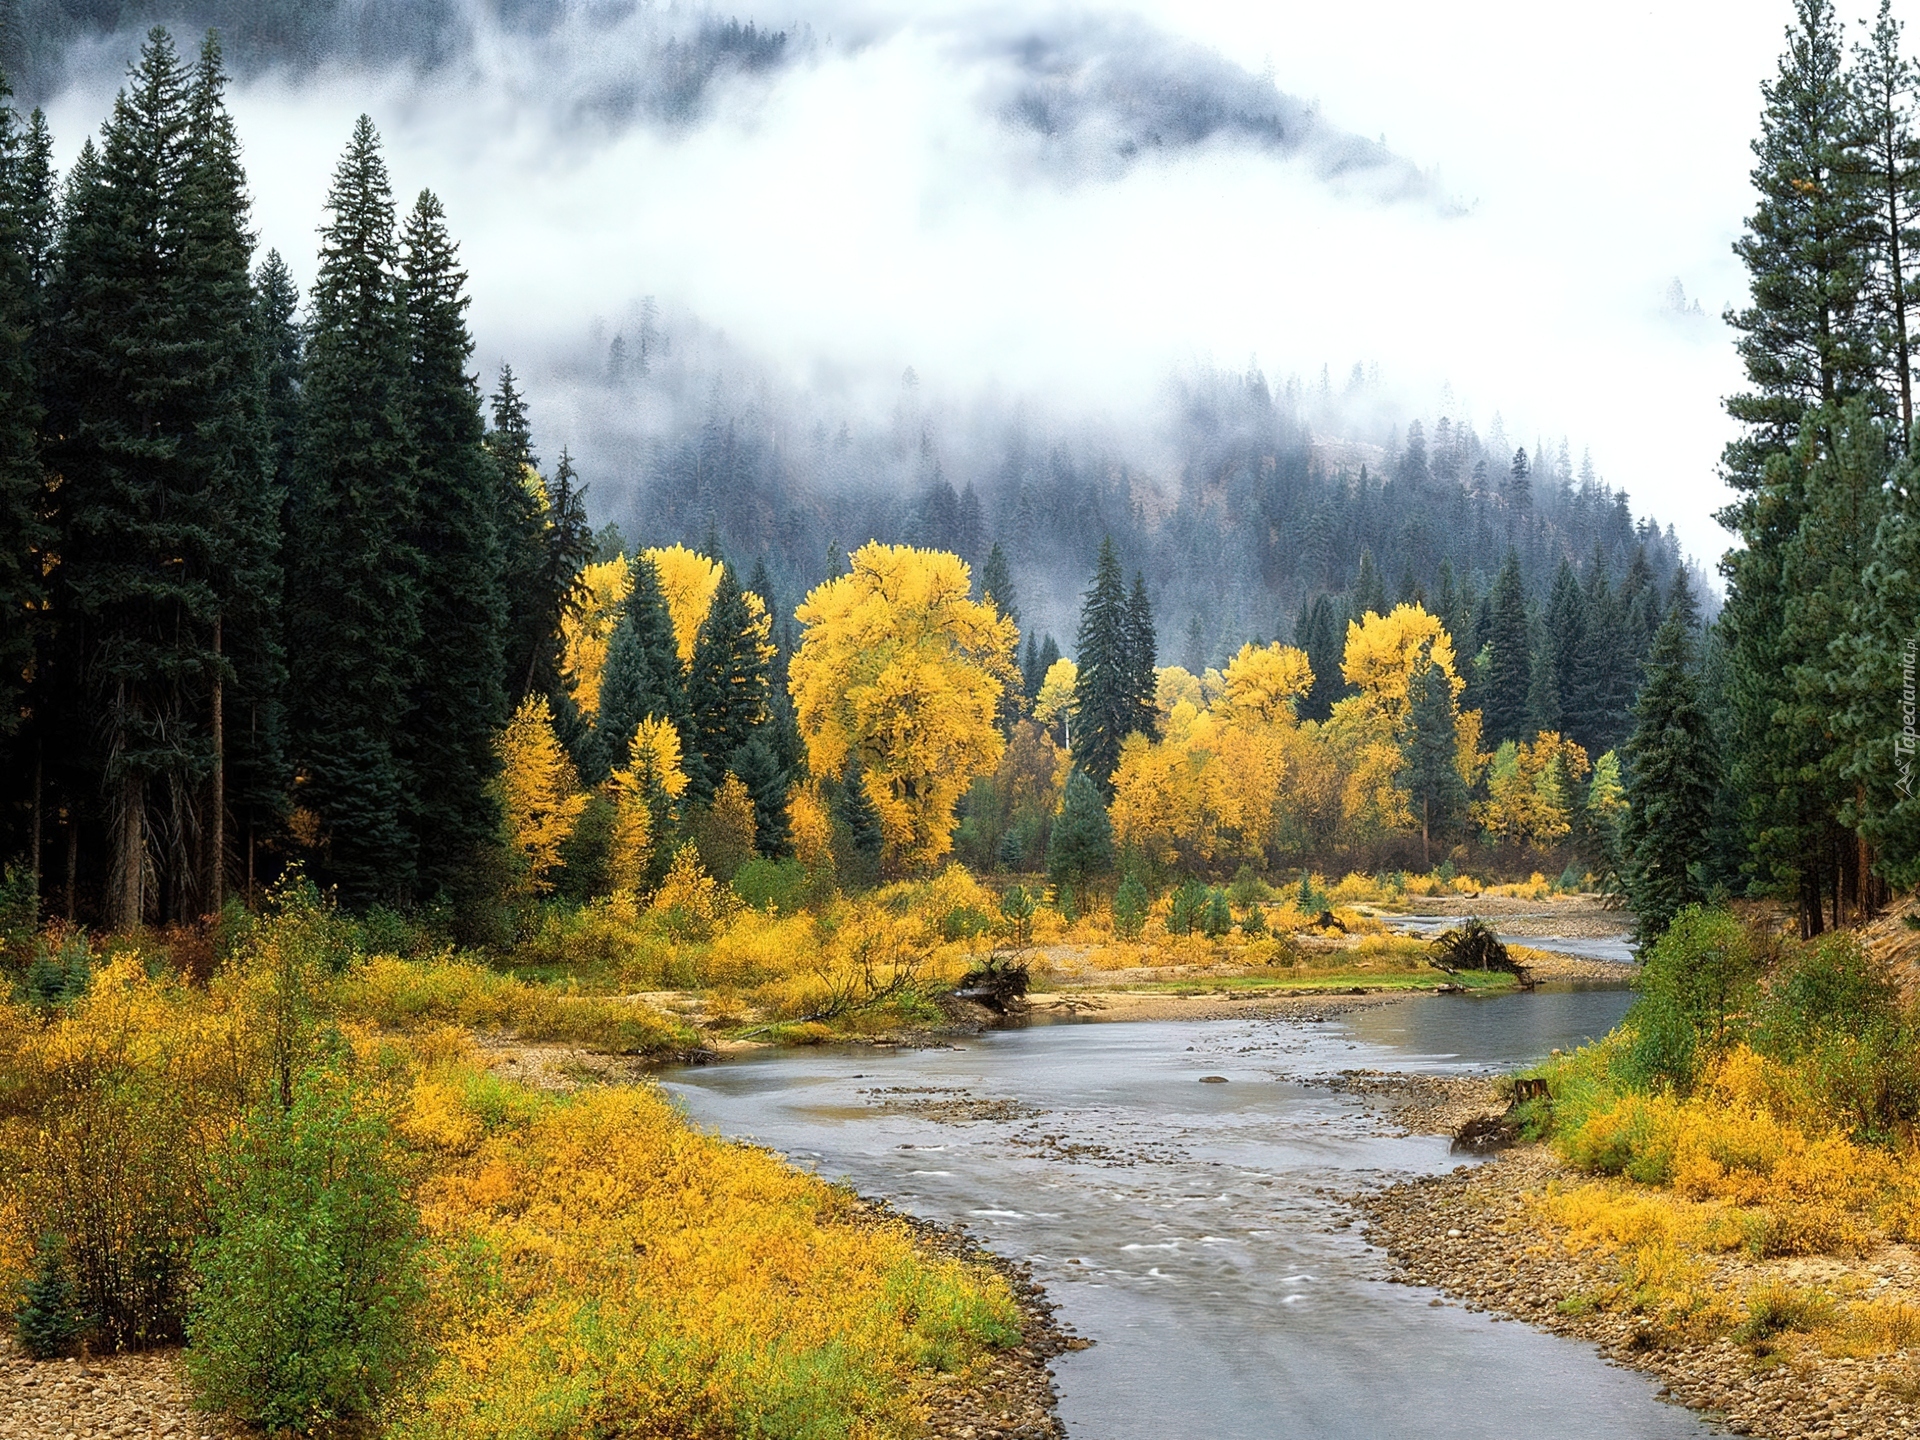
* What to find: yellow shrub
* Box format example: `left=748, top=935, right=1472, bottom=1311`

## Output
left=399, top=1076, right=1020, bottom=1439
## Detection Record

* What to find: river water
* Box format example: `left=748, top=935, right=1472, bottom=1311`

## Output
left=661, top=985, right=1712, bottom=1439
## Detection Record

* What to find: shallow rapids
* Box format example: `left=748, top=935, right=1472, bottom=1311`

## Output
left=662, top=988, right=1711, bottom=1439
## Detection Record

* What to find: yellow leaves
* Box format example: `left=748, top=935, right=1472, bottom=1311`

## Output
left=650, top=841, right=729, bottom=940
left=789, top=782, right=835, bottom=869
left=1218, top=641, right=1312, bottom=726
left=1340, top=602, right=1460, bottom=727
left=1471, top=731, right=1592, bottom=847
left=1154, top=664, right=1203, bottom=717
left=495, top=694, right=587, bottom=896
left=560, top=556, right=633, bottom=718
left=1032, top=657, right=1078, bottom=727
left=790, top=543, right=1017, bottom=872
left=401, top=1079, right=1020, bottom=1440
left=644, top=544, right=723, bottom=664
left=1323, top=695, right=1413, bottom=837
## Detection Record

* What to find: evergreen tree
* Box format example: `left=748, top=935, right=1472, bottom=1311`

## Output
left=181, top=33, right=280, bottom=915
left=1047, top=768, right=1113, bottom=887
left=684, top=564, right=770, bottom=804
left=487, top=363, right=548, bottom=704
left=729, top=732, right=792, bottom=858
left=1726, top=0, right=1879, bottom=491
left=1504, top=447, right=1533, bottom=522
left=1481, top=549, right=1532, bottom=744
left=397, top=188, right=506, bottom=904
left=1544, top=557, right=1587, bottom=727
left=1122, top=572, right=1159, bottom=743
left=44, top=30, right=251, bottom=925
left=1298, top=593, right=1345, bottom=722
left=833, top=757, right=883, bottom=878
left=1779, top=400, right=1889, bottom=922
left=1350, top=546, right=1386, bottom=620
left=1400, top=646, right=1465, bottom=867
left=595, top=555, right=685, bottom=783
left=1853, top=0, right=1920, bottom=436
left=1070, top=537, right=1132, bottom=792
left=1526, top=634, right=1561, bottom=737
left=1021, top=631, right=1042, bottom=702
left=1718, top=0, right=1883, bottom=933
left=1835, top=446, right=1920, bottom=884
left=979, top=541, right=1018, bottom=626
left=284, top=114, right=419, bottom=906
left=226, top=250, right=301, bottom=892
left=1622, top=614, right=1721, bottom=939
left=0, top=65, right=48, bottom=749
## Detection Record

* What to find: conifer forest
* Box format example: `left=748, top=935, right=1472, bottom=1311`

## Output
left=7, top=3, right=1920, bottom=1439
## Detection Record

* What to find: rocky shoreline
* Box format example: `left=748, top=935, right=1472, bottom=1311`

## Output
left=1348, top=1078, right=1920, bottom=1440
left=0, top=1334, right=230, bottom=1440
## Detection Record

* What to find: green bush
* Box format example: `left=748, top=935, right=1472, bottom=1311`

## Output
left=733, top=856, right=811, bottom=915
left=1295, top=871, right=1328, bottom=915
left=186, top=1073, right=425, bottom=1435
left=1618, top=906, right=1760, bottom=1093
left=1113, top=873, right=1149, bottom=939
left=21, top=932, right=91, bottom=1008
left=1227, top=866, right=1271, bottom=906
left=1239, top=902, right=1268, bottom=936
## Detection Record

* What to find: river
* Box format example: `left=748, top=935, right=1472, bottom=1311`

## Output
left=661, top=984, right=1711, bottom=1439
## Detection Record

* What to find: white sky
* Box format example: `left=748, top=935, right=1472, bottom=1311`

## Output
left=40, top=0, right=1838, bottom=570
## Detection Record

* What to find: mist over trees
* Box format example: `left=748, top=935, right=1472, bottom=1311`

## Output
left=559, top=307, right=1696, bottom=686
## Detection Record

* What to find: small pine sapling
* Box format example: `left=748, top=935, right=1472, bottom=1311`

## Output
left=15, top=1234, right=82, bottom=1359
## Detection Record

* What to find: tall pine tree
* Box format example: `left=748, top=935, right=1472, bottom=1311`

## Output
left=285, top=114, right=420, bottom=905
left=1481, top=549, right=1532, bottom=745
left=1622, top=611, right=1720, bottom=939
left=1070, top=537, right=1132, bottom=793
left=684, top=563, right=770, bottom=805
left=398, top=188, right=507, bottom=904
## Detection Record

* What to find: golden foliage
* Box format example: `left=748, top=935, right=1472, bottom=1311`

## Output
left=1032, top=657, right=1078, bottom=728
left=400, top=1076, right=1020, bottom=1439
left=692, top=772, right=759, bottom=882
left=651, top=842, right=730, bottom=941
left=788, top=781, right=835, bottom=870
left=1218, top=642, right=1312, bottom=725
left=560, top=556, right=633, bottom=719
left=790, top=543, right=1018, bottom=872
left=496, top=695, right=587, bottom=895
left=1472, top=732, right=1592, bottom=846
left=1154, top=664, right=1203, bottom=717
left=644, top=544, right=723, bottom=664
left=1340, top=602, right=1461, bottom=724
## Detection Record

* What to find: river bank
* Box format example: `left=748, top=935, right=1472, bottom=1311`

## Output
left=1351, top=1082, right=1920, bottom=1439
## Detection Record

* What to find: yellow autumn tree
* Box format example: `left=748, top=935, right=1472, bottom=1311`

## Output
left=691, top=772, right=759, bottom=882
left=789, top=543, right=1018, bottom=872
left=1032, top=656, right=1078, bottom=747
left=607, top=717, right=691, bottom=893
left=1322, top=605, right=1480, bottom=841
left=560, top=555, right=634, bottom=719
left=1472, top=732, right=1593, bottom=848
left=496, top=695, right=587, bottom=895
left=1218, top=642, right=1313, bottom=725
left=644, top=544, right=724, bottom=663
left=1154, top=665, right=1204, bottom=718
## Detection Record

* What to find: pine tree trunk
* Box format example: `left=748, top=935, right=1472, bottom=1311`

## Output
left=29, top=742, right=42, bottom=904
left=111, top=775, right=144, bottom=932
left=65, top=818, right=77, bottom=925
left=209, top=616, right=224, bottom=916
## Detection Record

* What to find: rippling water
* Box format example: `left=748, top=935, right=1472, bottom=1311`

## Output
left=661, top=988, right=1710, bottom=1439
